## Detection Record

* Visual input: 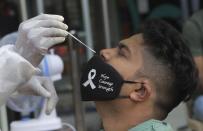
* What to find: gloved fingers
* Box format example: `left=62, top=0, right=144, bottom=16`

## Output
left=45, top=96, right=58, bottom=114
left=33, top=20, right=68, bottom=30
left=17, top=76, right=50, bottom=97
left=41, top=77, right=57, bottom=95
left=45, top=94, right=58, bottom=114
left=27, top=14, right=64, bottom=22
left=42, top=78, right=58, bottom=114
left=28, top=27, right=68, bottom=40
left=19, top=20, right=67, bottom=35
left=34, top=68, right=42, bottom=75
left=19, top=14, right=65, bottom=32
left=28, top=28, right=68, bottom=38
left=40, top=37, right=66, bottom=48
left=42, top=28, right=68, bottom=37
left=29, top=81, right=51, bottom=97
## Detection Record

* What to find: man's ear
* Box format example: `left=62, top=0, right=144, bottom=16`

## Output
left=129, top=80, right=152, bottom=102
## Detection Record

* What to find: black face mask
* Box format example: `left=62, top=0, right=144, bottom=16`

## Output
left=80, top=56, right=140, bottom=101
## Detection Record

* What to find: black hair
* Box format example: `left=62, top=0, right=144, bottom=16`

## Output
left=140, top=19, right=199, bottom=119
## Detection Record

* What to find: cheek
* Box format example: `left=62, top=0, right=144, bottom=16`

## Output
left=110, top=59, right=137, bottom=80
left=119, top=83, right=134, bottom=96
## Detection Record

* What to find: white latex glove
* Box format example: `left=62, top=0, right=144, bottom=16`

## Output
left=17, top=76, right=58, bottom=114
left=14, top=14, right=68, bottom=66
left=0, top=45, right=39, bottom=107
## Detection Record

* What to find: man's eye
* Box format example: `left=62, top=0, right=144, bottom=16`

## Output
left=118, top=48, right=126, bottom=57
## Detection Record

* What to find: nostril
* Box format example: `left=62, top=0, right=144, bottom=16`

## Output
left=100, top=48, right=112, bottom=61
left=99, top=49, right=104, bottom=55
left=99, top=50, right=106, bottom=60
left=100, top=53, right=106, bottom=61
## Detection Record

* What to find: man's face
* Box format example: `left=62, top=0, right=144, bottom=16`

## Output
left=99, top=33, right=144, bottom=96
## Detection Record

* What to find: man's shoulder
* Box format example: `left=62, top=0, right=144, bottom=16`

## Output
left=129, top=119, right=174, bottom=131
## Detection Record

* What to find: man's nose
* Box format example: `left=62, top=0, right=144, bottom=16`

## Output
left=100, top=48, right=115, bottom=61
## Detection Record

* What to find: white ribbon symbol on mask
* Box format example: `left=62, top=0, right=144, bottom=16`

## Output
left=83, top=69, right=96, bottom=89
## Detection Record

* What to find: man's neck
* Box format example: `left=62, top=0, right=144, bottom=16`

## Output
left=96, top=101, right=154, bottom=131
left=101, top=114, right=133, bottom=131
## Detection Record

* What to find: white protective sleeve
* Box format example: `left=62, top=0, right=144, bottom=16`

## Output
left=0, top=45, right=38, bottom=106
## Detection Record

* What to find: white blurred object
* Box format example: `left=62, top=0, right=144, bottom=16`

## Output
left=165, top=102, right=191, bottom=131
left=0, top=45, right=38, bottom=107
left=0, top=32, right=58, bottom=114
left=0, top=105, right=8, bottom=131
left=7, top=95, right=41, bottom=117
left=0, top=32, right=17, bottom=46
left=193, top=96, right=203, bottom=121
left=10, top=100, right=62, bottom=131
left=0, top=31, right=67, bottom=131
left=137, top=0, right=149, bottom=14
left=39, top=49, right=64, bottom=81
left=10, top=50, right=66, bottom=131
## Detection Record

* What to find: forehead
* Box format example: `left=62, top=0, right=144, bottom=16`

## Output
left=120, top=33, right=144, bottom=56
left=120, top=33, right=144, bottom=48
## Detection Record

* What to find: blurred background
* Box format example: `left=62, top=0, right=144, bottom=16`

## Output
left=0, top=0, right=203, bottom=131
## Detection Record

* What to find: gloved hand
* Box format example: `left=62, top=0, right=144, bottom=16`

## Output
left=17, top=76, right=58, bottom=114
left=0, top=45, right=40, bottom=107
left=14, top=14, right=68, bottom=66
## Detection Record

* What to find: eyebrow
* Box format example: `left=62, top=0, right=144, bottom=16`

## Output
left=118, top=42, right=131, bottom=55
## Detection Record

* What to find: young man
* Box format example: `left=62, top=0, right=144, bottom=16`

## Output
left=80, top=19, right=198, bottom=131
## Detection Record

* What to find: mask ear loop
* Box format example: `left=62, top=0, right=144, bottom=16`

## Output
left=117, top=81, right=143, bottom=99
left=117, top=96, right=130, bottom=99
left=123, top=80, right=139, bottom=84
